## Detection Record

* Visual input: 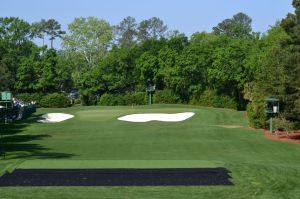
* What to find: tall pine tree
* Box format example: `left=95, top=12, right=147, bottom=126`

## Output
left=280, top=0, right=300, bottom=122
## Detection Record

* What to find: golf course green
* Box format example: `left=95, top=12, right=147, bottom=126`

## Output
left=1, top=104, right=300, bottom=199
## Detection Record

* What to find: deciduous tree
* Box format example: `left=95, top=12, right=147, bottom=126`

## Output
left=63, top=17, right=113, bottom=67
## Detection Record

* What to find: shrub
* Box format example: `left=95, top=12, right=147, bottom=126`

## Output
left=272, top=116, right=295, bottom=132
left=98, top=92, right=147, bottom=106
left=40, top=93, right=70, bottom=108
left=246, top=101, right=268, bottom=128
left=15, top=93, right=44, bottom=106
left=153, top=90, right=180, bottom=104
left=74, top=98, right=82, bottom=105
left=122, top=92, right=147, bottom=105
left=190, top=90, right=238, bottom=110
left=98, top=93, right=123, bottom=106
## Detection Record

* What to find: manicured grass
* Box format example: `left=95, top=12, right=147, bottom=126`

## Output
left=1, top=104, right=300, bottom=198
left=18, top=160, right=223, bottom=169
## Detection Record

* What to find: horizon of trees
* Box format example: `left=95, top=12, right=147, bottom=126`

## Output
left=1, top=0, right=300, bottom=129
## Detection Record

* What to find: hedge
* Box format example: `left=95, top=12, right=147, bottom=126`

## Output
left=15, top=93, right=44, bottom=106
left=39, top=93, right=70, bottom=108
left=98, top=92, right=146, bottom=106
left=153, top=90, right=180, bottom=104
left=190, top=90, right=238, bottom=110
left=246, top=101, right=268, bottom=128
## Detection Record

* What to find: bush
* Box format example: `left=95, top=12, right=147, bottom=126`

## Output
left=74, top=98, right=82, bottom=105
left=98, top=93, right=123, bottom=106
left=190, top=90, right=238, bottom=110
left=122, top=92, right=147, bottom=105
left=15, top=93, right=44, bottom=106
left=153, top=90, right=180, bottom=104
left=40, top=93, right=70, bottom=108
left=246, top=101, right=268, bottom=128
left=272, top=116, right=295, bottom=132
left=98, top=92, right=146, bottom=106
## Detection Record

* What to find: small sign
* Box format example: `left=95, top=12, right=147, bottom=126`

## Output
left=273, top=106, right=278, bottom=113
left=1, top=92, right=12, bottom=101
left=146, top=85, right=156, bottom=92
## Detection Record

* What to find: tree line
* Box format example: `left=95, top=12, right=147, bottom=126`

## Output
left=1, top=0, right=300, bottom=129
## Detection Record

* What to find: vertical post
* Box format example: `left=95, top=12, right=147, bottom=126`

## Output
left=1, top=133, right=4, bottom=159
left=1, top=119, right=5, bottom=159
left=270, top=117, right=273, bottom=133
left=149, top=92, right=152, bottom=105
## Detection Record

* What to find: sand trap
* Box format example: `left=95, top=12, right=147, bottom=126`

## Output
left=38, top=113, right=74, bottom=123
left=118, top=112, right=195, bottom=122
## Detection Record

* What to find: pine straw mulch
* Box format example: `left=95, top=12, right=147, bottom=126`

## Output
left=264, top=129, right=300, bottom=144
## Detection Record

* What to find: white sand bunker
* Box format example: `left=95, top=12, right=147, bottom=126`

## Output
left=118, top=112, right=195, bottom=123
left=38, top=113, right=74, bottom=123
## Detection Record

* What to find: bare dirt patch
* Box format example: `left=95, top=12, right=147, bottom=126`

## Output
left=215, top=125, right=243, bottom=129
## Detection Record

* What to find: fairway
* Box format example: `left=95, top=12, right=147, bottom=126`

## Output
left=1, top=105, right=300, bottom=198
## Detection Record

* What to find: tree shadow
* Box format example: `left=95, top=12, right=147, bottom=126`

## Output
left=0, top=114, right=75, bottom=160
left=0, top=114, right=43, bottom=136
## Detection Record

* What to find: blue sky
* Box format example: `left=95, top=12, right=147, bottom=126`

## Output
left=0, top=0, right=294, bottom=47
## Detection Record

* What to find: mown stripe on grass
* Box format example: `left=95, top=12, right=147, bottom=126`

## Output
left=18, top=160, right=223, bottom=169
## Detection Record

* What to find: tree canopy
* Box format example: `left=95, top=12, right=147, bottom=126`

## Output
left=2, top=2, right=300, bottom=128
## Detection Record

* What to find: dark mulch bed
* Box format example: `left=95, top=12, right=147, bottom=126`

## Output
left=0, top=168, right=233, bottom=186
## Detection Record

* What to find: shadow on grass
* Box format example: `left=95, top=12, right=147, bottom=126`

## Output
left=0, top=114, right=75, bottom=160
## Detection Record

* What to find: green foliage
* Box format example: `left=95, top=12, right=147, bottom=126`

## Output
left=62, top=17, right=113, bottom=104
left=31, top=19, right=66, bottom=48
left=213, top=12, right=253, bottom=38
left=44, top=19, right=66, bottom=48
left=15, top=47, right=66, bottom=93
left=272, top=116, right=295, bottom=131
left=245, top=24, right=289, bottom=128
left=39, top=93, right=70, bottom=108
left=0, top=63, right=12, bottom=91
left=15, top=93, right=44, bottom=105
left=98, top=92, right=146, bottom=106
left=15, top=53, right=38, bottom=92
left=278, top=2, right=300, bottom=124
left=172, top=46, right=206, bottom=102
left=137, top=17, right=167, bottom=41
left=36, top=49, right=60, bottom=92
left=246, top=101, right=268, bottom=128
left=122, top=92, right=147, bottom=105
left=4, top=12, right=300, bottom=128
left=0, top=17, right=32, bottom=43
left=247, top=2, right=300, bottom=128
left=115, top=16, right=138, bottom=47
left=99, top=46, right=139, bottom=93
left=136, top=51, right=159, bottom=85
left=98, top=93, right=122, bottom=106
left=209, top=37, right=254, bottom=109
left=0, top=17, right=34, bottom=91
left=75, top=68, right=104, bottom=105
left=62, top=17, right=113, bottom=67
left=153, top=90, right=180, bottom=104
left=190, top=90, right=238, bottom=110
